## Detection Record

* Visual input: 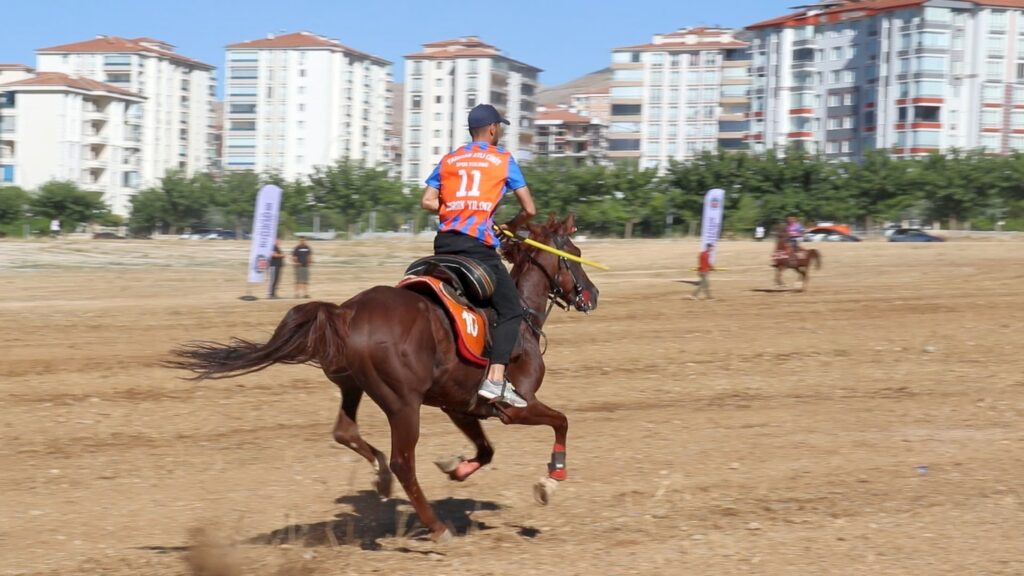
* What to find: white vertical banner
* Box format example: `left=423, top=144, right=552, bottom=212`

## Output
left=247, top=184, right=282, bottom=284
left=700, top=188, right=725, bottom=263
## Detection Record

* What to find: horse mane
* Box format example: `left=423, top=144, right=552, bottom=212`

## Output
left=500, top=217, right=559, bottom=270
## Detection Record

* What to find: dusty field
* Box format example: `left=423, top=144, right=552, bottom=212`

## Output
left=1, top=237, right=1022, bottom=576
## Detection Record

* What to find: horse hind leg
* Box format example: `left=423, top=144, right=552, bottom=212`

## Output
left=328, top=376, right=393, bottom=498
left=436, top=411, right=494, bottom=482
left=387, top=406, right=451, bottom=542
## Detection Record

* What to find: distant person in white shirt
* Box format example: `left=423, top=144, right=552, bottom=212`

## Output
left=49, top=219, right=61, bottom=239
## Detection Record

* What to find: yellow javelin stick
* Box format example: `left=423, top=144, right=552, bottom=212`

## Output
left=499, top=229, right=610, bottom=270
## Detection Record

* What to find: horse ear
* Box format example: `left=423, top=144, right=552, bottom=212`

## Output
left=561, top=213, right=577, bottom=235
left=546, top=212, right=558, bottom=227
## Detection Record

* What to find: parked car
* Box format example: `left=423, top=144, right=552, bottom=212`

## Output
left=888, top=228, right=945, bottom=242
left=92, top=231, right=125, bottom=240
left=802, top=227, right=861, bottom=242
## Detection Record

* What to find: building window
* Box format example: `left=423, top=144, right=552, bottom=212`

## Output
left=983, top=83, right=1002, bottom=102
left=920, top=32, right=950, bottom=49
left=987, top=36, right=1004, bottom=57
left=466, top=93, right=477, bottom=107
left=411, top=95, right=422, bottom=110
left=611, top=86, right=643, bottom=98
left=608, top=139, right=640, bottom=151
left=991, top=10, right=1007, bottom=31
left=435, top=95, right=443, bottom=104
left=981, top=109, right=1002, bottom=127
left=468, top=59, right=478, bottom=74
left=229, top=67, right=258, bottom=79
left=611, top=104, right=642, bottom=116
left=980, top=133, right=1000, bottom=151
left=830, top=47, right=842, bottom=61
left=987, top=60, right=1004, bottom=80
left=613, top=68, right=642, bottom=82
left=412, top=60, right=423, bottom=75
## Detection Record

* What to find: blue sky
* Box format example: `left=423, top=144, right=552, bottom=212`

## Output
left=2, top=0, right=790, bottom=91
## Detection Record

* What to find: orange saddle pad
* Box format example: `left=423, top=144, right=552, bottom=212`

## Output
left=397, top=275, right=488, bottom=366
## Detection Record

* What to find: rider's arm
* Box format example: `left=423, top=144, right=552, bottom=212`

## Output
left=503, top=157, right=535, bottom=231
left=420, top=162, right=442, bottom=212
left=420, top=186, right=440, bottom=212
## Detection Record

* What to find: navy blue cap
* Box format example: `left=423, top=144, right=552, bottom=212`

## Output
left=468, top=104, right=510, bottom=129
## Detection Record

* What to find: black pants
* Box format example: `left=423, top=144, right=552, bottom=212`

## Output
left=434, top=231, right=522, bottom=365
left=267, top=265, right=282, bottom=296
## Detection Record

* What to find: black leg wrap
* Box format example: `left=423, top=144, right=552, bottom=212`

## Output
left=547, top=451, right=567, bottom=473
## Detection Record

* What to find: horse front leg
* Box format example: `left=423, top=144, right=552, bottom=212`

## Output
left=775, top=265, right=785, bottom=287
left=498, top=399, right=569, bottom=505
left=435, top=411, right=494, bottom=482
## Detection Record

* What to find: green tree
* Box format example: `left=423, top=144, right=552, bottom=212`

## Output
left=30, top=181, right=109, bottom=229
left=0, top=186, right=29, bottom=225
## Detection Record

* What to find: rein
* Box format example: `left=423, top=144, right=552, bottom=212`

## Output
left=505, top=232, right=586, bottom=355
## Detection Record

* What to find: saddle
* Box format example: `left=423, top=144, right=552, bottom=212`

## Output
left=398, top=256, right=497, bottom=366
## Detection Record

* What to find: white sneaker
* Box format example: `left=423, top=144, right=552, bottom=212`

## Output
left=478, top=379, right=528, bottom=408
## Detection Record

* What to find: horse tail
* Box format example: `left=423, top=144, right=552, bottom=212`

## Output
left=166, top=301, right=347, bottom=380
left=811, top=250, right=822, bottom=270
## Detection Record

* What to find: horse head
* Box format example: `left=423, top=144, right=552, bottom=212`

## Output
left=503, top=213, right=599, bottom=313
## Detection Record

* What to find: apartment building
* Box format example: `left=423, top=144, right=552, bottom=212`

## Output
left=569, top=90, right=611, bottom=122
left=748, top=0, right=1024, bottom=160
left=0, top=72, right=144, bottom=215
left=223, top=31, right=393, bottom=180
left=35, top=36, right=217, bottom=186
left=0, top=64, right=35, bottom=84
left=609, top=27, right=752, bottom=169
left=534, top=106, right=607, bottom=165
left=401, top=37, right=541, bottom=185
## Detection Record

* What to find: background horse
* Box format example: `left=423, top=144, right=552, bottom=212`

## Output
left=167, top=214, right=599, bottom=543
left=772, top=224, right=821, bottom=290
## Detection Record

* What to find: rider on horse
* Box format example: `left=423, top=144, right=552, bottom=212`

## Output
left=419, top=104, right=537, bottom=408
left=785, top=216, right=805, bottom=264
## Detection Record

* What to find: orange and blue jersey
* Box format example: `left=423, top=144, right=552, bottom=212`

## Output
left=426, top=141, right=527, bottom=247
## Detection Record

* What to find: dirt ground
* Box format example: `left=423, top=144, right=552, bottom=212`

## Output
left=1, top=236, right=1022, bottom=576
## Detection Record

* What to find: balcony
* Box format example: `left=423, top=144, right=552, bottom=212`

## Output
left=126, top=112, right=142, bottom=125
left=85, top=108, right=107, bottom=121
left=85, top=132, right=107, bottom=144
left=793, top=37, right=818, bottom=49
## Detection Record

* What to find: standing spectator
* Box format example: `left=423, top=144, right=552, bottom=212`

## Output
left=266, top=240, right=285, bottom=299
left=689, top=243, right=715, bottom=300
left=292, top=238, right=313, bottom=298
left=49, top=218, right=61, bottom=239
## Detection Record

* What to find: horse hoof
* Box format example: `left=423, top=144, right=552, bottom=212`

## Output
left=374, top=475, right=392, bottom=499
left=432, top=528, right=454, bottom=545
left=434, top=455, right=465, bottom=475
left=534, top=477, right=558, bottom=506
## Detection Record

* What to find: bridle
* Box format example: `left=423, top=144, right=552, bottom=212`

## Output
left=507, top=232, right=589, bottom=354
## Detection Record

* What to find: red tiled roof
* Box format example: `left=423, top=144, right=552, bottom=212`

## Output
left=744, top=0, right=1024, bottom=29
left=536, top=109, right=592, bottom=123
left=0, top=64, right=34, bottom=71
left=406, top=38, right=542, bottom=71
left=226, top=32, right=390, bottom=65
left=614, top=40, right=748, bottom=51
left=36, top=36, right=213, bottom=70
left=0, top=72, right=143, bottom=98
left=422, top=37, right=496, bottom=50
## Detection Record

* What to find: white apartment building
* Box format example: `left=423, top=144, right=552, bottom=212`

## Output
left=0, top=72, right=144, bottom=215
left=534, top=106, right=607, bottom=165
left=401, top=37, right=541, bottom=185
left=35, top=36, right=216, bottom=187
left=223, top=31, right=392, bottom=180
left=609, top=27, right=752, bottom=169
left=0, top=64, right=35, bottom=84
left=749, top=0, right=1024, bottom=160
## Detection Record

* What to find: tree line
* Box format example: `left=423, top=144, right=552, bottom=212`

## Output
left=2, top=150, right=1023, bottom=238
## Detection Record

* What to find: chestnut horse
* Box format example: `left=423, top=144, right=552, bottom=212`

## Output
left=771, top=224, right=821, bottom=290
left=167, top=214, right=599, bottom=543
